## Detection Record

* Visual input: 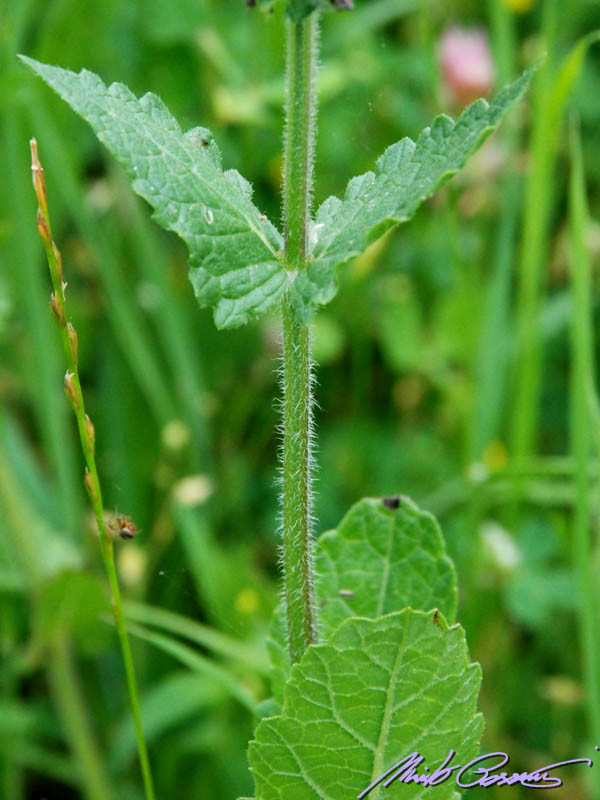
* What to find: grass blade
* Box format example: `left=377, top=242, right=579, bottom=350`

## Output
left=568, top=119, right=600, bottom=783
left=125, top=621, right=258, bottom=713
left=124, top=601, right=270, bottom=676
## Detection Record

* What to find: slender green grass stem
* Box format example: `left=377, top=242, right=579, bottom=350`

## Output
left=280, top=12, right=319, bottom=665
left=510, top=0, right=559, bottom=472
left=488, top=0, right=517, bottom=86
left=568, top=122, right=600, bottom=778
left=27, top=100, right=174, bottom=425
left=0, top=638, right=23, bottom=800
left=124, top=621, right=257, bottom=713
left=463, top=0, right=521, bottom=628
left=4, top=112, right=81, bottom=537
left=48, top=637, right=113, bottom=800
left=0, top=445, right=113, bottom=800
left=123, top=600, right=270, bottom=675
left=30, top=141, right=156, bottom=800
left=470, top=1, right=519, bottom=458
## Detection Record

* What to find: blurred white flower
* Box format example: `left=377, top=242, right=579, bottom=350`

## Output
left=173, top=474, right=214, bottom=507
left=162, top=419, right=191, bottom=451
left=481, top=521, right=521, bottom=572
left=467, top=461, right=489, bottom=484
left=118, top=544, right=147, bottom=588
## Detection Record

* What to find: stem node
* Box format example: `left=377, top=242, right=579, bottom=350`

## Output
left=67, top=322, right=78, bottom=365
left=49, top=292, right=66, bottom=327
left=64, top=370, right=80, bottom=412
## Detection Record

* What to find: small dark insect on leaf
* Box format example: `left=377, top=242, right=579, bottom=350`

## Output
left=432, top=610, right=441, bottom=627
left=382, top=495, right=401, bottom=510
left=201, top=139, right=209, bottom=147
left=246, top=0, right=256, bottom=6
left=338, top=589, right=355, bottom=599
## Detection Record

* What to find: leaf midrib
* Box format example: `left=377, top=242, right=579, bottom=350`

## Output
left=367, top=620, right=408, bottom=800
left=25, top=57, right=283, bottom=262
left=311, top=97, right=500, bottom=267
left=97, top=95, right=282, bottom=259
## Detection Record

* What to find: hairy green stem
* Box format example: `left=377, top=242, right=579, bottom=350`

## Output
left=30, top=141, right=156, bottom=800
left=281, top=301, right=317, bottom=664
left=284, top=13, right=318, bottom=269
left=280, top=11, right=319, bottom=664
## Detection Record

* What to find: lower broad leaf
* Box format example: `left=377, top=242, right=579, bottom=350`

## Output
left=251, top=609, right=483, bottom=800
left=268, top=496, right=458, bottom=706
left=316, top=496, right=457, bottom=628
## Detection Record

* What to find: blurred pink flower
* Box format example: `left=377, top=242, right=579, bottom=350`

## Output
left=439, top=27, right=495, bottom=107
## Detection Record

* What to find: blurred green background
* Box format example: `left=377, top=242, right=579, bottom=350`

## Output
left=1, top=0, right=600, bottom=797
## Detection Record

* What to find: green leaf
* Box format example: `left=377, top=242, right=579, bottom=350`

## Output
left=266, top=610, right=288, bottom=710
left=546, top=31, right=600, bottom=127
left=251, top=0, right=354, bottom=18
left=291, top=67, right=536, bottom=321
left=125, top=620, right=259, bottom=712
left=20, top=56, right=286, bottom=329
left=250, top=610, right=483, bottom=800
left=268, top=496, right=458, bottom=705
left=111, top=670, right=226, bottom=773
left=317, top=497, right=458, bottom=626
left=37, top=571, right=112, bottom=655
left=123, top=600, right=270, bottom=676
left=286, top=0, right=353, bottom=20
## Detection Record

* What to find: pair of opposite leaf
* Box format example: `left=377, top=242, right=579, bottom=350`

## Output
left=21, top=55, right=533, bottom=331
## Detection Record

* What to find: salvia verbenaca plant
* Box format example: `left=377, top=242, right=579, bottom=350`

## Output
left=23, top=0, right=534, bottom=796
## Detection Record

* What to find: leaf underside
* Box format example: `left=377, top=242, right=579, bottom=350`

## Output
left=22, top=56, right=533, bottom=327
left=251, top=610, right=483, bottom=800
left=268, top=496, right=458, bottom=705
left=20, top=56, right=285, bottom=329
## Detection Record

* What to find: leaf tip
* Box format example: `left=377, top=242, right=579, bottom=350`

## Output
left=17, top=53, right=36, bottom=70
